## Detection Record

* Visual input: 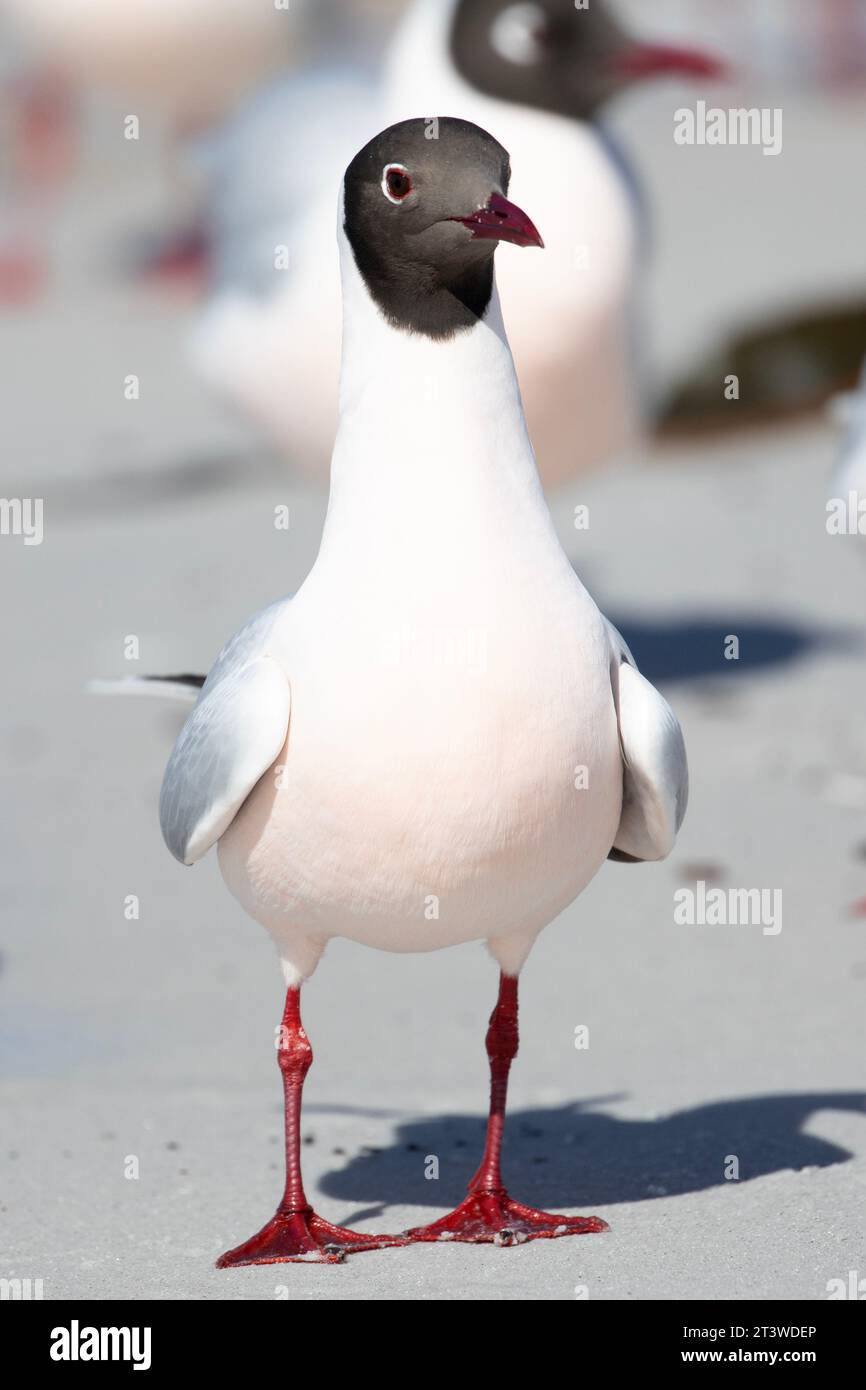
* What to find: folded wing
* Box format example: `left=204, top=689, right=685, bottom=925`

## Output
left=159, top=656, right=291, bottom=866
left=605, top=620, right=688, bottom=863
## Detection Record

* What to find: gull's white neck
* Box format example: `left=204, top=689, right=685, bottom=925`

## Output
left=318, top=215, right=555, bottom=566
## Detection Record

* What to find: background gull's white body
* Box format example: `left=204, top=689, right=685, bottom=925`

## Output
left=189, top=73, right=381, bottom=469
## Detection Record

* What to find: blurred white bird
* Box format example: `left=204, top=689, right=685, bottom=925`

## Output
left=191, top=0, right=723, bottom=487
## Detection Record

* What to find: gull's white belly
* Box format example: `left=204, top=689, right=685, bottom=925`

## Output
left=218, top=604, right=622, bottom=956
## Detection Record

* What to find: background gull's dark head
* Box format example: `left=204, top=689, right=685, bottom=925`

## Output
left=342, top=116, right=542, bottom=341
left=451, top=0, right=726, bottom=121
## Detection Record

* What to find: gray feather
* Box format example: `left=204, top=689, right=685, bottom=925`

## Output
left=159, top=601, right=291, bottom=865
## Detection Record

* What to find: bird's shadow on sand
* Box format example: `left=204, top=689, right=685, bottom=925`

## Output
left=606, top=614, right=862, bottom=686
left=319, top=1093, right=866, bottom=1220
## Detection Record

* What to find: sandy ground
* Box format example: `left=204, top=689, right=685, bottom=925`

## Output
left=2, top=53, right=866, bottom=1302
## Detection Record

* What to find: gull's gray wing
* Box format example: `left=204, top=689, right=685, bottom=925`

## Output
left=605, top=619, right=688, bottom=863
left=159, top=605, right=291, bottom=866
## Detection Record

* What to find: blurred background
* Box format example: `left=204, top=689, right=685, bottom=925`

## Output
left=2, top=0, right=866, bottom=1301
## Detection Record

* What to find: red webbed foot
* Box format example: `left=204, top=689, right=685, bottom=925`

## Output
left=217, top=1205, right=408, bottom=1267
left=405, top=1188, right=608, bottom=1247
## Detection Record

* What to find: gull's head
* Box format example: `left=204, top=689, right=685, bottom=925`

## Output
left=342, top=116, right=542, bottom=339
left=451, top=0, right=727, bottom=120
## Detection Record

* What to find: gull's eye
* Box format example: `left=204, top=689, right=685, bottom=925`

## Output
left=382, top=163, right=413, bottom=203
left=490, top=3, right=550, bottom=65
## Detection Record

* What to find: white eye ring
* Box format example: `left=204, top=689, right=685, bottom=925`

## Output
left=490, top=3, right=548, bottom=66
left=381, top=162, right=413, bottom=203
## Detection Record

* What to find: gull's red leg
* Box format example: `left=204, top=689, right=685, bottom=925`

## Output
left=406, top=972, right=608, bottom=1246
left=217, top=985, right=407, bottom=1266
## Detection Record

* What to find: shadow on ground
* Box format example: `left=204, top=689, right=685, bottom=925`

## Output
left=604, top=614, right=861, bottom=685
left=319, top=1092, right=866, bottom=1221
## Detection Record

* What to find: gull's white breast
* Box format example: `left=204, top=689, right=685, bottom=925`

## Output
left=218, top=560, right=622, bottom=957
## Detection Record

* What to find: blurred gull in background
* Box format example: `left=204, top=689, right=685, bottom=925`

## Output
left=191, top=0, right=724, bottom=489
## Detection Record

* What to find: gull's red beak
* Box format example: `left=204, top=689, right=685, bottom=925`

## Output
left=614, top=42, right=729, bottom=82
left=452, top=192, right=544, bottom=250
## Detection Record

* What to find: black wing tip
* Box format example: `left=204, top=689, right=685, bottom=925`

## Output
left=607, top=847, right=643, bottom=864
left=144, top=674, right=206, bottom=688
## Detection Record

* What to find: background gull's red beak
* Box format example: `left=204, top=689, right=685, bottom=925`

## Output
left=452, top=192, right=544, bottom=250
left=615, top=42, right=730, bottom=83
